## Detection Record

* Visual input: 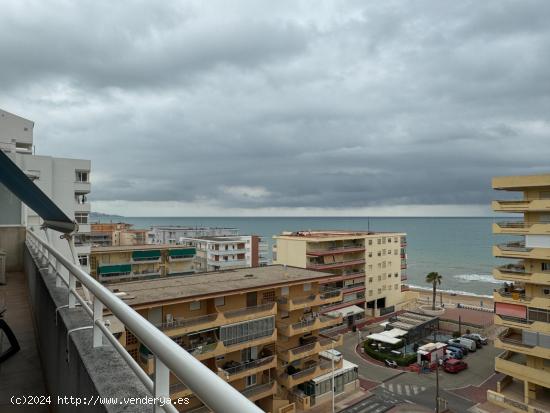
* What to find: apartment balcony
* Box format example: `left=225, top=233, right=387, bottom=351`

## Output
left=208, top=259, right=248, bottom=268
left=493, top=199, right=550, bottom=213
left=487, top=381, right=550, bottom=413
left=210, top=248, right=247, bottom=255
left=494, top=315, right=550, bottom=335
left=493, top=221, right=550, bottom=235
left=341, top=284, right=365, bottom=294
left=217, top=356, right=276, bottom=382
left=494, top=243, right=550, bottom=260
left=493, top=264, right=550, bottom=285
left=401, top=261, right=407, bottom=270
left=307, top=259, right=365, bottom=271
left=401, top=285, right=409, bottom=292
left=277, top=289, right=343, bottom=311
left=278, top=335, right=343, bottom=363
left=279, top=359, right=339, bottom=388
left=306, top=246, right=365, bottom=257
left=494, top=287, right=532, bottom=305
left=157, top=302, right=277, bottom=336
left=241, top=381, right=277, bottom=402
left=495, top=352, right=550, bottom=389
left=277, top=315, right=342, bottom=337
left=401, top=273, right=408, bottom=281
left=74, top=201, right=91, bottom=212
left=74, top=180, right=91, bottom=193
left=495, top=328, right=550, bottom=359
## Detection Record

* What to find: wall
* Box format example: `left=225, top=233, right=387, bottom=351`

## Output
left=24, top=244, right=151, bottom=413
left=0, top=225, right=26, bottom=271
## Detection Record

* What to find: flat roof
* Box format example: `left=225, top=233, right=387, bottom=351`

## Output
left=106, top=265, right=334, bottom=307
left=91, top=244, right=178, bottom=253
left=181, top=236, right=248, bottom=242
left=274, top=230, right=406, bottom=241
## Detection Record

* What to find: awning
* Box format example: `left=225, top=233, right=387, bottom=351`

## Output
left=326, top=305, right=364, bottom=318
left=169, top=248, right=196, bottom=257
left=98, top=264, right=132, bottom=275
left=366, top=333, right=402, bottom=345
left=0, top=150, right=76, bottom=233
left=132, top=250, right=161, bottom=260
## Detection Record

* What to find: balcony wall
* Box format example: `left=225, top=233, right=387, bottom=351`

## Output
left=493, top=266, right=550, bottom=285
left=277, top=315, right=342, bottom=337
left=494, top=244, right=550, bottom=260
left=495, top=329, right=550, bottom=359
left=492, top=199, right=550, bottom=213
left=495, top=353, right=550, bottom=389
left=278, top=335, right=343, bottom=363
left=494, top=315, right=550, bottom=335
left=493, top=222, right=550, bottom=235
left=277, top=291, right=343, bottom=312
left=23, top=243, right=151, bottom=413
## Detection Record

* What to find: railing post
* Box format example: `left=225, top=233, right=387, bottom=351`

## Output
left=55, top=259, right=63, bottom=287
left=93, top=295, right=104, bottom=348
left=68, top=270, right=76, bottom=308
left=154, top=357, right=170, bottom=413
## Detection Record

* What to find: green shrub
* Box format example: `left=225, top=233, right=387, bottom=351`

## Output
left=363, top=342, right=417, bottom=366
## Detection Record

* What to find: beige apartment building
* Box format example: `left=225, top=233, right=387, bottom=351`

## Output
left=90, top=244, right=195, bottom=283
left=90, top=222, right=148, bottom=247
left=273, top=231, right=408, bottom=325
left=109, top=266, right=358, bottom=412
left=488, top=174, right=550, bottom=412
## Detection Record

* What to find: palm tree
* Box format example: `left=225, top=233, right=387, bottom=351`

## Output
left=425, top=272, right=442, bottom=310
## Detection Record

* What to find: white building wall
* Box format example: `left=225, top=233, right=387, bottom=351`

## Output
left=525, top=235, right=550, bottom=248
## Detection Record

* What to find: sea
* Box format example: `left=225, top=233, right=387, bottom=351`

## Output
left=93, top=216, right=515, bottom=298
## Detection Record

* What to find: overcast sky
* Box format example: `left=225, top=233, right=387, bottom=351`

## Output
left=2, top=0, right=550, bottom=216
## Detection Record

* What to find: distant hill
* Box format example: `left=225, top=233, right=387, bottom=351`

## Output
left=90, top=211, right=125, bottom=220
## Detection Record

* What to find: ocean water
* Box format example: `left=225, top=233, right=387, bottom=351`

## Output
left=94, top=216, right=514, bottom=297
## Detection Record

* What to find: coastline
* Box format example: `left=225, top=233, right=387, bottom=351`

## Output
left=409, top=287, right=494, bottom=308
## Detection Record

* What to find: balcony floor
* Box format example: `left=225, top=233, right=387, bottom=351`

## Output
left=0, top=272, right=48, bottom=412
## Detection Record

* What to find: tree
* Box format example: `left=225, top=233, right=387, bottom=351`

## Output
left=425, top=272, right=442, bottom=310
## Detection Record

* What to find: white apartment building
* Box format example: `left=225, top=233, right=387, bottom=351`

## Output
left=180, top=235, right=269, bottom=272
left=0, top=108, right=91, bottom=270
left=148, top=226, right=239, bottom=245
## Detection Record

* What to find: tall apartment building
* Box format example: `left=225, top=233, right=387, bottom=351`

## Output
left=90, top=244, right=195, bottom=283
left=91, top=222, right=148, bottom=247
left=273, top=231, right=408, bottom=325
left=488, top=174, right=550, bottom=412
left=181, top=235, right=269, bottom=272
left=0, top=108, right=91, bottom=269
left=148, top=226, right=239, bottom=244
left=110, top=266, right=357, bottom=412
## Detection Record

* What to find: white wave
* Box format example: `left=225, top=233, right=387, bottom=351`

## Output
left=452, top=273, right=500, bottom=284
left=408, top=284, right=493, bottom=299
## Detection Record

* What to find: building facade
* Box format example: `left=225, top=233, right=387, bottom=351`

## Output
left=488, top=174, right=550, bottom=412
left=110, top=266, right=358, bottom=413
left=181, top=235, right=269, bottom=272
left=91, top=222, right=148, bottom=247
left=0, top=108, right=91, bottom=270
left=148, top=226, right=240, bottom=245
left=90, top=244, right=196, bottom=283
left=273, top=231, right=408, bottom=324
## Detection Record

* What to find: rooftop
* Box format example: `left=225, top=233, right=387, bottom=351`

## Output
left=91, top=244, right=179, bottom=253
left=106, top=265, right=333, bottom=306
left=274, top=230, right=406, bottom=241
left=182, top=236, right=250, bottom=242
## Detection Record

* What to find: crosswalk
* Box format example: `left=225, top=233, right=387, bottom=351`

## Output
left=340, top=395, right=394, bottom=413
left=379, top=382, right=427, bottom=397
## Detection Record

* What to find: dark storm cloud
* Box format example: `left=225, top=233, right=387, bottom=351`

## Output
left=1, top=0, right=550, bottom=211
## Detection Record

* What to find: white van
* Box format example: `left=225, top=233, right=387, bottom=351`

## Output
left=456, top=337, right=477, bottom=352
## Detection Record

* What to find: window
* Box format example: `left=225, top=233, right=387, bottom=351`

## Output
left=368, top=240, right=372, bottom=245
left=378, top=288, right=381, bottom=294
left=369, top=277, right=373, bottom=283
left=190, top=301, right=201, bottom=311
left=281, top=286, right=289, bottom=296
left=78, top=254, right=88, bottom=266
left=219, top=316, right=275, bottom=346
left=303, top=283, right=311, bottom=292
left=368, top=252, right=372, bottom=258
left=542, top=262, right=550, bottom=272
left=368, top=265, right=373, bottom=271
left=215, top=296, right=225, bottom=306
left=395, top=273, right=399, bottom=278
left=377, top=275, right=381, bottom=281
left=246, top=375, right=257, bottom=387
left=377, top=239, right=381, bottom=245
left=544, top=289, right=550, bottom=296
left=263, top=291, right=275, bottom=303
left=75, top=212, right=88, bottom=224
left=394, top=284, right=398, bottom=290
left=75, top=170, right=89, bottom=182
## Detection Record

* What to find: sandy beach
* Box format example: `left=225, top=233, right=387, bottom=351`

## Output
left=409, top=288, right=494, bottom=309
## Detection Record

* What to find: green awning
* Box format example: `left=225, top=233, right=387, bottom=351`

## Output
left=169, top=248, right=196, bottom=258
left=132, top=250, right=161, bottom=260
left=98, top=264, right=132, bottom=275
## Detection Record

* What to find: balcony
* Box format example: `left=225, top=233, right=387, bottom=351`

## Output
left=157, top=302, right=277, bottom=336
left=74, top=201, right=91, bottom=212
left=494, top=264, right=550, bottom=285
left=341, top=284, right=365, bottom=294
left=493, top=199, right=550, bottom=213
left=494, top=287, right=531, bottom=304
left=307, top=259, right=365, bottom=271
left=495, top=328, right=550, bottom=359
left=487, top=380, right=550, bottom=413
left=494, top=315, right=550, bottom=335
left=241, top=381, right=277, bottom=402
left=493, top=221, right=550, bottom=235
left=210, top=248, right=247, bottom=255
left=494, top=243, right=550, bottom=260
left=277, top=289, right=343, bottom=311
left=278, top=335, right=343, bottom=363
left=495, top=352, right=550, bottom=389
left=208, top=259, right=248, bottom=268
left=217, top=356, right=276, bottom=382
left=74, top=180, right=91, bottom=193
left=306, top=245, right=365, bottom=257
left=277, top=315, right=343, bottom=337
left=279, top=359, right=338, bottom=388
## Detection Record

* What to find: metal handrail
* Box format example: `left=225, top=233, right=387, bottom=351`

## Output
left=220, top=355, right=275, bottom=376
left=26, top=229, right=262, bottom=413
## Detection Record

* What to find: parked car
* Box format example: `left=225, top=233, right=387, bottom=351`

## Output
left=448, top=338, right=476, bottom=352
left=446, top=344, right=467, bottom=356
left=385, top=359, right=398, bottom=368
left=467, top=333, right=488, bottom=345
left=445, top=348, right=463, bottom=359
left=443, top=358, right=468, bottom=373
left=462, top=334, right=482, bottom=348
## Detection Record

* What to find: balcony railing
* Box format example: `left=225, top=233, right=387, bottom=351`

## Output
left=241, top=381, right=276, bottom=399
left=495, top=287, right=531, bottom=302
left=496, top=221, right=531, bottom=228
left=224, top=302, right=275, bottom=319
left=497, top=264, right=531, bottom=275
left=497, top=242, right=532, bottom=252
left=306, top=245, right=365, bottom=256
left=26, top=229, right=262, bottom=413
left=219, top=356, right=275, bottom=378
left=307, top=258, right=366, bottom=270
